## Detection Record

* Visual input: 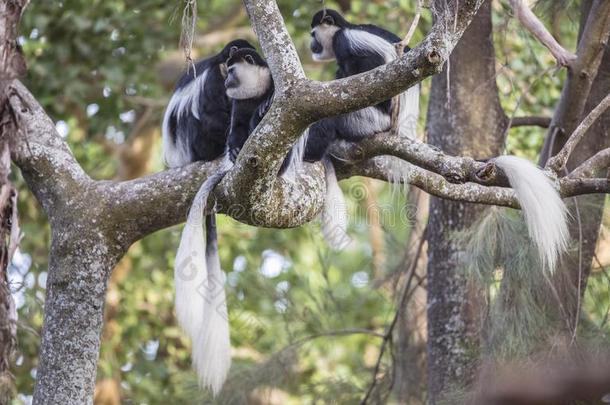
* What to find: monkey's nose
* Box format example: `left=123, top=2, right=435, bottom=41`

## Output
left=224, top=75, right=238, bottom=89
left=310, top=39, right=323, bottom=54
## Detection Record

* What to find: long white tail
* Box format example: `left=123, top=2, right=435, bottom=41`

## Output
left=493, top=156, right=569, bottom=272
left=192, top=215, right=230, bottom=396
left=321, top=158, right=351, bottom=249
left=174, top=158, right=232, bottom=396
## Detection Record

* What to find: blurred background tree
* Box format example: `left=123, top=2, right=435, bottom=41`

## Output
left=7, top=0, right=609, bottom=404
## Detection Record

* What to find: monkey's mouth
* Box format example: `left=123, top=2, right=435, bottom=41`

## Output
left=310, top=39, right=323, bottom=55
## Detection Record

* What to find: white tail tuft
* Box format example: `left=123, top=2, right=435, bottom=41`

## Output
left=282, top=129, right=309, bottom=181
left=493, top=155, right=569, bottom=272
left=174, top=158, right=232, bottom=396
left=192, top=215, right=231, bottom=397
left=398, top=84, right=420, bottom=139
left=321, top=159, right=351, bottom=249
left=385, top=157, right=411, bottom=196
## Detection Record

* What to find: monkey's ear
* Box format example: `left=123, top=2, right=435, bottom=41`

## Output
left=220, top=63, right=228, bottom=79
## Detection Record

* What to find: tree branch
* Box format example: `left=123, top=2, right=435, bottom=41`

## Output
left=539, top=0, right=610, bottom=165
left=509, top=116, right=551, bottom=128
left=242, top=0, right=305, bottom=91
left=508, top=0, right=577, bottom=66
left=335, top=157, right=520, bottom=208
left=547, top=91, right=610, bottom=172
left=569, top=147, right=610, bottom=178
left=7, top=82, right=91, bottom=217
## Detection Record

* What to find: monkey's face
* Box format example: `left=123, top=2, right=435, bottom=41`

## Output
left=310, top=9, right=344, bottom=62
left=225, top=51, right=271, bottom=100
left=310, top=23, right=339, bottom=62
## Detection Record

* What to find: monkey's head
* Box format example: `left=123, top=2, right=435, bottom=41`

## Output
left=224, top=48, right=271, bottom=100
left=219, top=39, right=255, bottom=78
left=310, top=9, right=347, bottom=62
left=220, top=39, right=256, bottom=61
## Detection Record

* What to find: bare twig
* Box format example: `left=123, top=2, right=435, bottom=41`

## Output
left=547, top=92, right=610, bottom=172
left=361, top=227, right=427, bottom=404
left=508, top=0, right=577, bottom=67
left=509, top=116, right=552, bottom=128
left=289, top=328, right=385, bottom=348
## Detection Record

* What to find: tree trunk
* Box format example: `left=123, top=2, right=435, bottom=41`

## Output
left=538, top=1, right=610, bottom=331
left=425, top=1, right=507, bottom=402
left=33, top=230, right=124, bottom=404
left=552, top=46, right=610, bottom=332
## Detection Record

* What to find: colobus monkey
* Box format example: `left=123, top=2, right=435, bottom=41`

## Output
left=306, top=9, right=421, bottom=248
left=162, top=39, right=255, bottom=168
left=174, top=47, right=307, bottom=397
left=166, top=39, right=253, bottom=397
left=225, top=48, right=307, bottom=176
left=310, top=8, right=420, bottom=141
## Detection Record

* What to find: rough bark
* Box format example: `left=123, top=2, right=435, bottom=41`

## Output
left=0, top=1, right=27, bottom=403
left=425, top=2, right=507, bottom=402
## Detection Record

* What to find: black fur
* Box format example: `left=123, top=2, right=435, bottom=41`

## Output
left=164, top=39, right=255, bottom=164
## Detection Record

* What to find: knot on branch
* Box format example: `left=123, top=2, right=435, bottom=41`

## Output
left=247, top=156, right=259, bottom=167
left=474, top=162, right=497, bottom=183
left=427, top=50, right=443, bottom=65
left=473, top=160, right=510, bottom=187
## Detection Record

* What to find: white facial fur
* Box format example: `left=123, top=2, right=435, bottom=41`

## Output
left=225, top=61, right=271, bottom=99
left=311, top=24, right=340, bottom=61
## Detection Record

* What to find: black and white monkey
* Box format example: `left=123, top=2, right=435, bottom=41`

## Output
left=224, top=48, right=306, bottom=176
left=164, top=40, right=256, bottom=397
left=162, top=39, right=255, bottom=167
left=304, top=9, right=421, bottom=248
left=309, top=8, right=420, bottom=144
left=307, top=9, right=569, bottom=271
left=172, top=47, right=306, bottom=397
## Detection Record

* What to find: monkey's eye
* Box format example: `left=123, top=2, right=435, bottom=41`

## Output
left=229, top=46, right=238, bottom=57
left=322, top=16, right=334, bottom=25
left=245, top=55, right=255, bottom=64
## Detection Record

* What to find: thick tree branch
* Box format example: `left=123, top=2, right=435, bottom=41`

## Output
left=508, top=0, right=576, bottom=66
left=7, top=82, right=92, bottom=217
left=335, top=157, right=520, bottom=208
left=243, top=0, right=305, bottom=91
left=9, top=78, right=608, bottom=245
